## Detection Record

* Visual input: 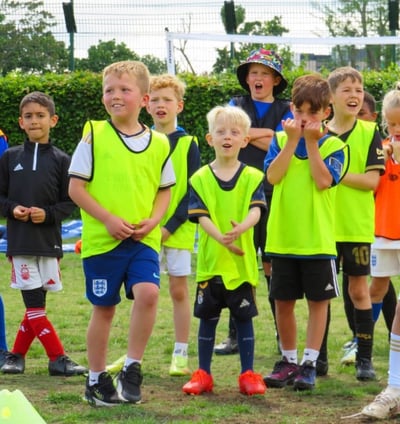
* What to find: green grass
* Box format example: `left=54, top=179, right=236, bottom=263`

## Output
left=0, top=250, right=397, bottom=423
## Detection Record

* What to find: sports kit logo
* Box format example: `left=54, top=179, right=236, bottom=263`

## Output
left=92, top=279, right=107, bottom=297
left=20, top=264, right=30, bottom=280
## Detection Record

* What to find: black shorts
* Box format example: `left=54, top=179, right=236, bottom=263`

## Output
left=254, top=195, right=271, bottom=263
left=193, top=276, right=258, bottom=321
left=270, top=257, right=339, bottom=301
left=336, top=242, right=371, bottom=276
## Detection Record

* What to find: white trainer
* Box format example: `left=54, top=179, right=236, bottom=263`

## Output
left=361, top=386, right=400, bottom=419
left=340, top=341, right=357, bottom=365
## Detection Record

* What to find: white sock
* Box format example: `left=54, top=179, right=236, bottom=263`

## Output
left=282, top=349, right=297, bottom=364
left=388, top=333, right=400, bottom=388
left=301, top=348, right=319, bottom=366
left=173, top=342, right=188, bottom=356
left=123, top=357, right=141, bottom=371
left=88, top=370, right=104, bottom=386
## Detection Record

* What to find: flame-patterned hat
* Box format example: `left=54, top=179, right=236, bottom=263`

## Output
left=236, top=48, right=287, bottom=95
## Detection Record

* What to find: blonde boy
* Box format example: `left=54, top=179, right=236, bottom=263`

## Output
left=183, top=105, right=266, bottom=396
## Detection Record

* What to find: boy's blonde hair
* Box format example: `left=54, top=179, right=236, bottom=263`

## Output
left=149, top=74, right=186, bottom=101
left=327, top=66, right=363, bottom=93
left=381, top=82, right=400, bottom=133
left=102, top=61, right=150, bottom=94
left=207, top=105, right=251, bottom=135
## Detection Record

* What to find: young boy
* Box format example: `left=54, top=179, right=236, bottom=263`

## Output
left=358, top=83, right=400, bottom=420
left=263, top=74, right=347, bottom=391
left=215, top=48, right=291, bottom=356
left=0, top=91, right=86, bottom=377
left=68, top=61, right=175, bottom=406
left=147, top=74, right=200, bottom=376
left=183, top=105, right=266, bottom=396
left=326, top=67, right=385, bottom=381
left=340, top=91, right=397, bottom=366
left=0, top=127, right=8, bottom=366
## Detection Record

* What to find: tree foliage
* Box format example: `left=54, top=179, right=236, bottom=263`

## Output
left=75, top=39, right=167, bottom=74
left=213, top=4, right=293, bottom=74
left=75, top=39, right=140, bottom=73
left=0, top=0, right=68, bottom=76
left=311, top=0, right=394, bottom=69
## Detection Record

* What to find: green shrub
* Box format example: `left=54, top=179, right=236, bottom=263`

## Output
left=1, top=67, right=400, bottom=162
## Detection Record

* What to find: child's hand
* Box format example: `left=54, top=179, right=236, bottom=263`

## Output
left=304, top=121, right=327, bottom=144
left=30, top=206, right=46, bottom=224
left=223, top=220, right=242, bottom=244
left=226, top=243, right=244, bottom=256
left=161, top=226, right=171, bottom=243
left=391, top=140, right=400, bottom=162
left=282, top=118, right=302, bottom=144
left=131, top=218, right=157, bottom=241
left=13, top=205, right=31, bottom=222
left=105, top=215, right=134, bottom=240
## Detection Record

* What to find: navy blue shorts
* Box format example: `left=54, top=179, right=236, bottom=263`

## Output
left=193, top=276, right=258, bottom=321
left=83, top=238, right=160, bottom=306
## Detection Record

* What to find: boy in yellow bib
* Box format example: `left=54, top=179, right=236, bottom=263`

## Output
left=147, top=74, right=201, bottom=377
left=183, top=105, right=267, bottom=396
left=69, top=61, right=175, bottom=406
left=263, top=74, right=347, bottom=391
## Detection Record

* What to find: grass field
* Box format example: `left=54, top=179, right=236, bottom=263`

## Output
left=0, top=249, right=397, bottom=423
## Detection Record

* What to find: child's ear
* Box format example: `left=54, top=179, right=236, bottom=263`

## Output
left=50, top=114, right=59, bottom=128
left=242, top=135, right=250, bottom=148
left=177, top=100, right=184, bottom=114
left=205, top=133, right=213, bottom=146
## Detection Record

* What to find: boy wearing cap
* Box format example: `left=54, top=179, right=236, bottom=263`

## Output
left=214, top=48, right=291, bottom=356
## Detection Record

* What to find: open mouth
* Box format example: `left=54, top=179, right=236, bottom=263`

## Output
left=347, top=101, right=358, bottom=109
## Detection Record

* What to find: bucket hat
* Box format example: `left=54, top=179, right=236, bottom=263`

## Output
left=236, top=48, right=287, bottom=95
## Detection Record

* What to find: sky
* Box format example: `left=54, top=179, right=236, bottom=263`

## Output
left=26, top=1, right=333, bottom=72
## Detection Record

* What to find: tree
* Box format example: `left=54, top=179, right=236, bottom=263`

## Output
left=140, top=54, right=167, bottom=75
left=0, top=0, right=68, bottom=75
left=311, top=0, right=393, bottom=69
left=75, top=39, right=167, bottom=74
left=75, top=39, right=140, bottom=72
left=213, top=4, right=293, bottom=74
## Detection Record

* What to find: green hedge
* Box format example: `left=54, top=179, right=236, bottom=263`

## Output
left=1, top=66, right=400, bottom=164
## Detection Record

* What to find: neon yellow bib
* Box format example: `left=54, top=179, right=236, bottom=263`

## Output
left=161, top=135, right=198, bottom=250
left=267, top=133, right=346, bottom=256
left=190, top=165, right=264, bottom=289
left=80, top=120, right=170, bottom=258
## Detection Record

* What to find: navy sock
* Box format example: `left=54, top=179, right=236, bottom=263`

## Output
left=198, top=318, right=218, bottom=374
left=234, top=318, right=255, bottom=374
